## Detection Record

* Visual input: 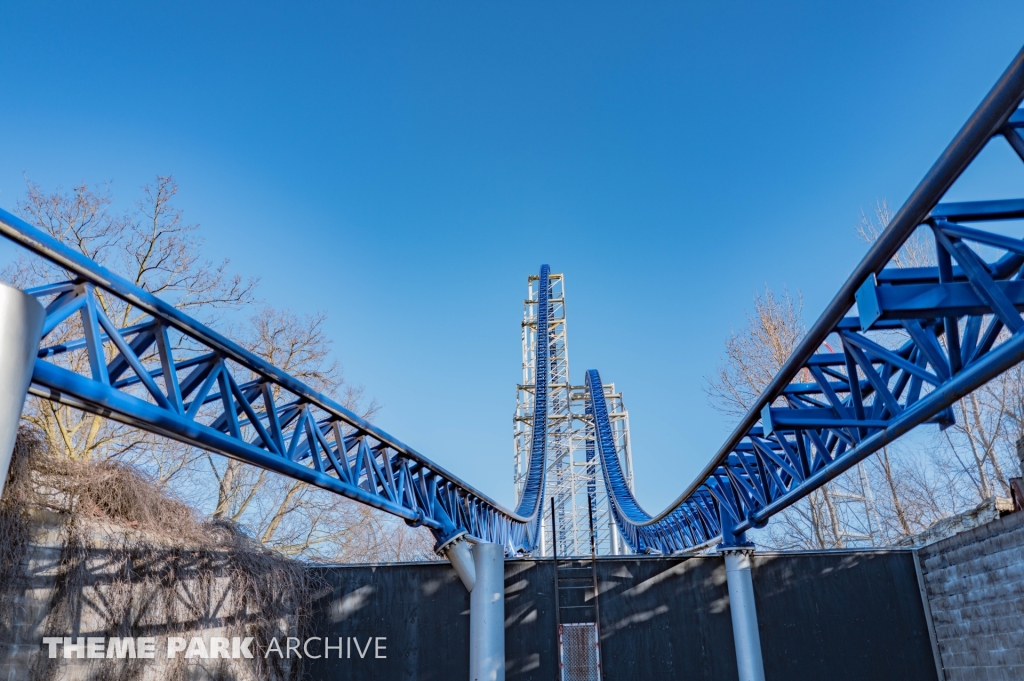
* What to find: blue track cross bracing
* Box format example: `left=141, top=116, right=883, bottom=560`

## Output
left=582, top=46, right=1024, bottom=553
left=0, top=220, right=556, bottom=555
left=2, top=45, right=1024, bottom=555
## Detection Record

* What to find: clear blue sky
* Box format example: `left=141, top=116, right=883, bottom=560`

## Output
left=2, top=2, right=1024, bottom=511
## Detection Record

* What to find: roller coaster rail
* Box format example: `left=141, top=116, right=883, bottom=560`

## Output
left=1, top=45, right=1024, bottom=557
left=586, top=45, right=1024, bottom=552
left=0, top=216, right=554, bottom=555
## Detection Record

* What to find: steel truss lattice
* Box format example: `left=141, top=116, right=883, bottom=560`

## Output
left=0, top=46, right=1023, bottom=557
left=584, top=50, right=1024, bottom=553
left=0, top=209, right=554, bottom=556
left=513, top=271, right=634, bottom=557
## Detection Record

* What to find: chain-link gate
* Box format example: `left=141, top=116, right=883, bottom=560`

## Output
left=559, top=623, right=602, bottom=681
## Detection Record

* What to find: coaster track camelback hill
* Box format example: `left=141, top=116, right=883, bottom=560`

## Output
left=3, top=47, right=1024, bottom=556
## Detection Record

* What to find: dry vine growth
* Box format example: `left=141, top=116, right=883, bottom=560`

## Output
left=0, top=430, right=320, bottom=681
left=5, top=177, right=436, bottom=563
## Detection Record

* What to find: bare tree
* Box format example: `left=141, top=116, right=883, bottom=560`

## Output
left=706, top=287, right=806, bottom=417
left=7, top=178, right=436, bottom=562
left=706, top=286, right=860, bottom=549
left=209, top=305, right=358, bottom=521
left=7, top=178, right=256, bottom=465
left=713, top=199, right=1024, bottom=550
left=203, top=305, right=435, bottom=561
left=942, top=372, right=1017, bottom=502
left=855, top=199, right=934, bottom=270
left=857, top=199, right=1018, bottom=532
left=703, top=199, right=956, bottom=549
left=852, top=199, right=949, bottom=544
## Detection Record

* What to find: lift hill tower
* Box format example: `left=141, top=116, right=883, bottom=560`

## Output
left=513, top=270, right=635, bottom=557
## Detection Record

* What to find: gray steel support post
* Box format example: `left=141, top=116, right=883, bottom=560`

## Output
left=445, top=540, right=505, bottom=681
left=446, top=536, right=477, bottom=591
left=0, top=284, right=44, bottom=500
left=470, top=542, right=505, bottom=681
left=723, top=547, right=765, bottom=681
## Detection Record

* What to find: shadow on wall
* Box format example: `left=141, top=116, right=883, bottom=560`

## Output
left=0, top=432, right=313, bottom=681
left=305, top=552, right=937, bottom=681
left=751, top=552, right=936, bottom=681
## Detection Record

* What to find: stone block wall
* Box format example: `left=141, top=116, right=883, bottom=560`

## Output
left=918, top=508, right=1024, bottom=681
left=0, top=510, right=300, bottom=681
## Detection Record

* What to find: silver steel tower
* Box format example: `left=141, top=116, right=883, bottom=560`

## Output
left=513, top=270, right=635, bottom=556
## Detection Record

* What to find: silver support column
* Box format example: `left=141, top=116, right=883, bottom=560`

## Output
left=444, top=539, right=505, bottom=681
left=0, top=284, right=44, bottom=500
left=723, top=547, right=766, bottom=681
left=446, top=537, right=477, bottom=591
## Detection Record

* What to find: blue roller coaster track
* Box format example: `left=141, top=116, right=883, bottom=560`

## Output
left=3, top=46, right=1024, bottom=556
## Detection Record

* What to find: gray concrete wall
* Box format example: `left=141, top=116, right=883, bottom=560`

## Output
left=918, top=508, right=1024, bottom=681
left=0, top=510, right=298, bottom=681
